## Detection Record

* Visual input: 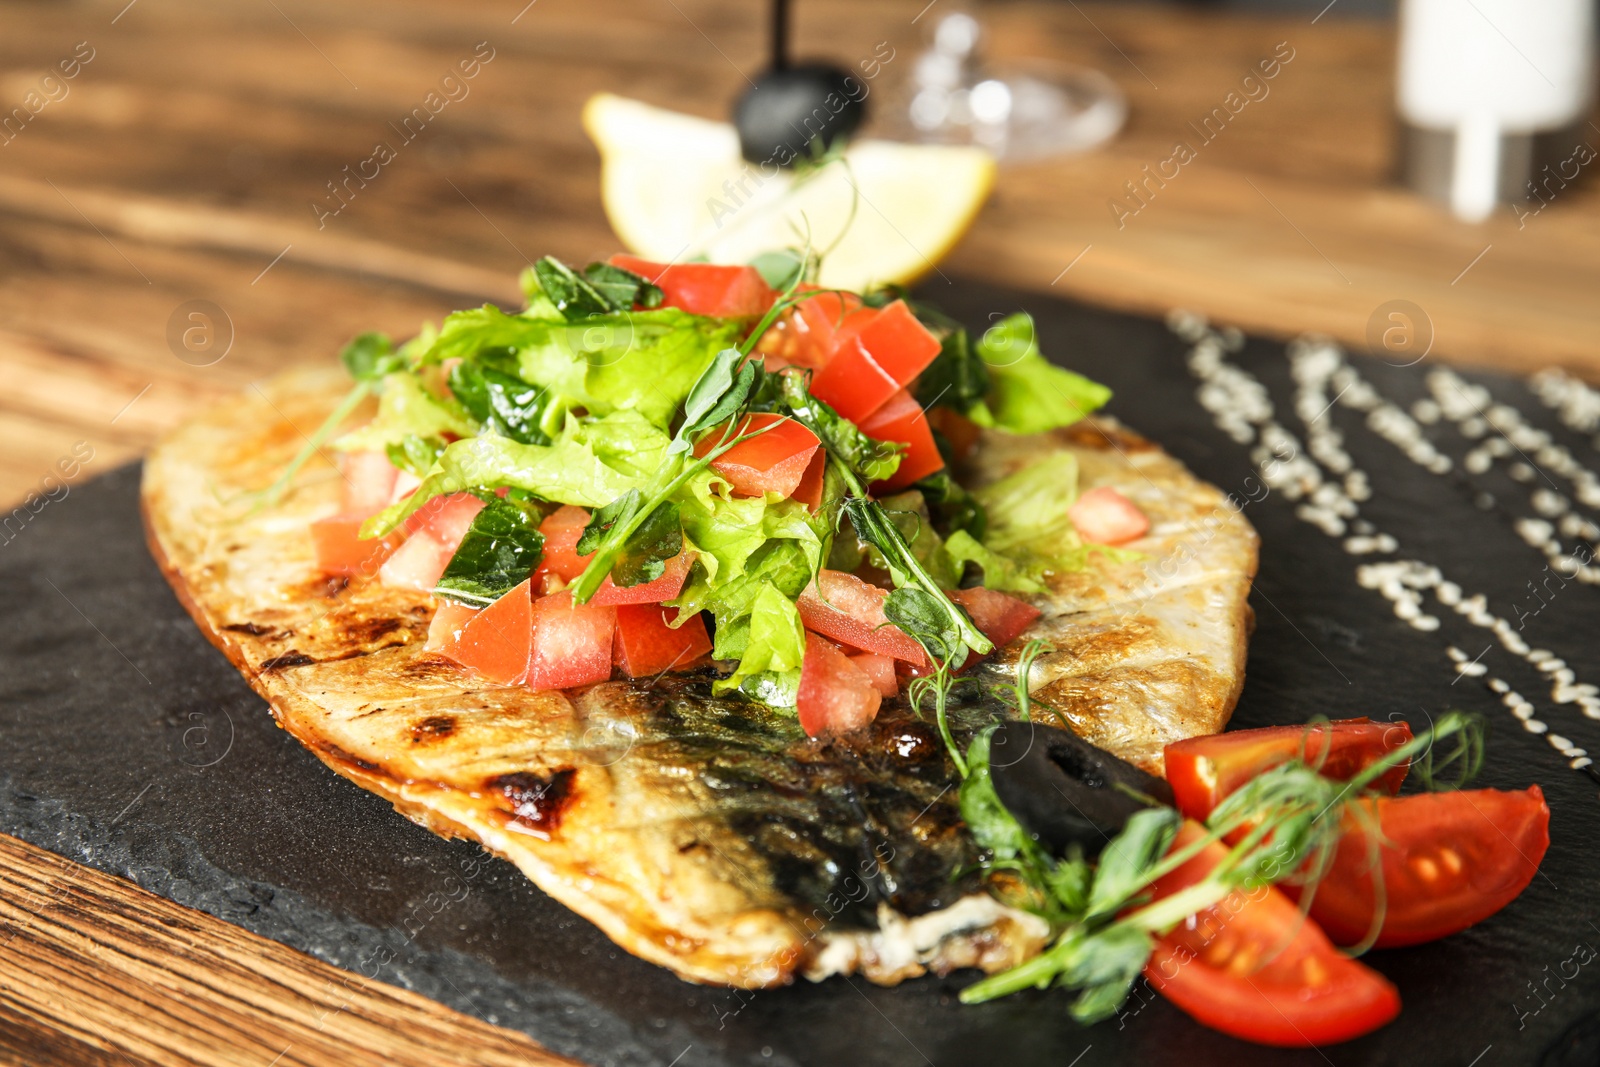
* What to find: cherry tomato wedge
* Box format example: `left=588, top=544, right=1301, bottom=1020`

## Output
left=798, top=632, right=883, bottom=737
left=809, top=300, right=941, bottom=423
left=1144, top=823, right=1401, bottom=1047
left=1297, top=786, right=1550, bottom=948
left=613, top=603, right=713, bottom=678
left=796, top=570, right=928, bottom=666
left=608, top=254, right=776, bottom=318
left=1164, top=718, right=1414, bottom=823
left=695, top=413, right=821, bottom=498
left=589, top=552, right=694, bottom=606
left=948, top=586, right=1041, bottom=651
left=526, top=590, right=616, bottom=690
left=434, top=580, right=534, bottom=685
left=311, top=514, right=406, bottom=577
left=859, top=389, right=944, bottom=493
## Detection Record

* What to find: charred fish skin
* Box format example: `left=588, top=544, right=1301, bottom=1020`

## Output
left=141, top=366, right=1256, bottom=988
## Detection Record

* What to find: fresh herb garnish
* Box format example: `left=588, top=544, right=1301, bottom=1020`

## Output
left=448, top=361, right=555, bottom=445
left=532, top=256, right=663, bottom=320
left=433, top=495, right=546, bottom=607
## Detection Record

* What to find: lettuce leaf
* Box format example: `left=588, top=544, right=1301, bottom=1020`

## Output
left=362, top=411, right=669, bottom=536
left=332, top=372, right=474, bottom=452
left=943, top=530, right=1045, bottom=594
left=973, top=451, right=1140, bottom=575
left=712, top=583, right=806, bottom=706
left=424, top=305, right=740, bottom=429
left=968, top=314, right=1112, bottom=435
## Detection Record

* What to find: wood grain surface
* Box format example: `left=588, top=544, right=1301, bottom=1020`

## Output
left=1, top=0, right=1597, bottom=1062
left=0, top=832, right=576, bottom=1066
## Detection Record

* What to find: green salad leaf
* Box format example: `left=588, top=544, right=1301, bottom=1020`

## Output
left=532, top=256, right=664, bottom=320
left=774, top=373, right=902, bottom=483
left=915, top=326, right=990, bottom=414
left=969, top=313, right=1112, bottom=434
left=713, top=583, right=807, bottom=705
left=943, top=530, right=1045, bottom=594
left=385, top=434, right=447, bottom=478
left=434, top=495, right=546, bottom=607
left=448, top=361, right=556, bottom=445
left=340, top=332, right=404, bottom=381
left=333, top=372, right=475, bottom=452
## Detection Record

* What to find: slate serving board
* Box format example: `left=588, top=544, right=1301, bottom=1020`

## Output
left=4, top=280, right=1598, bottom=1067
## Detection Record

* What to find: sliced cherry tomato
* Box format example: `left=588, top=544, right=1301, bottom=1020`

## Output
left=589, top=552, right=694, bottom=606
left=425, top=599, right=479, bottom=653
left=613, top=603, right=713, bottom=677
left=948, top=586, right=1041, bottom=651
left=695, top=413, right=821, bottom=498
left=1298, top=786, right=1550, bottom=948
left=809, top=300, right=942, bottom=423
left=340, top=451, right=400, bottom=516
left=798, top=632, right=883, bottom=737
left=531, top=505, right=594, bottom=592
left=753, top=286, right=870, bottom=369
left=847, top=652, right=898, bottom=698
left=378, top=494, right=486, bottom=591
left=791, top=450, right=826, bottom=511
left=1144, top=823, right=1401, bottom=1047
left=311, top=514, right=406, bottom=576
left=526, top=589, right=617, bottom=690
left=859, top=390, right=945, bottom=493
left=609, top=254, right=776, bottom=318
left=434, top=580, right=534, bottom=685
left=1164, top=718, right=1414, bottom=823
left=796, top=570, right=928, bottom=666
left=1068, top=486, right=1149, bottom=545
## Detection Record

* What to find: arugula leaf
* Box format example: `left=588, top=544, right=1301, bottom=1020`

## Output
left=340, top=332, right=404, bottom=381
left=969, top=314, right=1112, bottom=434
left=915, top=327, right=990, bottom=413
left=332, top=372, right=475, bottom=452
left=434, top=496, right=546, bottom=607
left=385, top=434, right=447, bottom=478
left=448, top=361, right=554, bottom=445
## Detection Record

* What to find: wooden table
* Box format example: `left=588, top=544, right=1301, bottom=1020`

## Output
left=1, top=0, right=1596, bottom=1062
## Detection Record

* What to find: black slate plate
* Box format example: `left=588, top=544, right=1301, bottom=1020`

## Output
left=4, top=280, right=1599, bottom=1067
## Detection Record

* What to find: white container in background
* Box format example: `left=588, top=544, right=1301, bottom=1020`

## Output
left=1397, top=0, right=1596, bottom=221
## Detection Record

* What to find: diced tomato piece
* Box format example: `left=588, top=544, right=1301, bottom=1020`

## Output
left=798, top=632, right=883, bottom=737
left=613, top=603, right=713, bottom=677
left=1144, top=823, right=1401, bottom=1047
left=378, top=530, right=454, bottom=591
left=590, top=552, right=694, bottom=606
left=1164, top=718, right=1414, bottom=823
left=809, top=300, right=941, bottom=422
left=425, top=599, right=479, bottom=652
left=435, top=581, right=534, bottom=685
left=928, top=407, right=981, bottom=462
left=791, top=451, right=826, bottom=511
left=609, top=254, right=776, bottom=318
left=752, top=285, right=871, bottom=369
left=526, top=590, right=617, bottom=690
left=531, top=505, right=594, bottom=592
left=311, top=514, right=406, bottom=577
left=847, top=652, right=898, bottom=698
left=1068, top=486, right=1149, bottom=545
left=948, top=586, right=1041, bottom=650
left=379, top=493, right=485, bottom=592
left=695, top=413, right=821, bottom=498
left=1297, top=786, right=1549, bottom=948
left=796, top=570, right=928, bottom=666
left=390, top=469, right=422, bottom=507
left=340, top=451, right=400, bottom=516
left=859, top=390, right=944, bottom=493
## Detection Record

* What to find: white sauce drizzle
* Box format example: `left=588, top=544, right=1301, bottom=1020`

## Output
left=1171, top=312, right=1594, bottom=771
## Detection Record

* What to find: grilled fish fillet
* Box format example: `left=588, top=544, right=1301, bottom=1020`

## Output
left=141, top=367, right=1257, bottom=988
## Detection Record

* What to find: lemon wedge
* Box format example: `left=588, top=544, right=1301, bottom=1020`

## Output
left=583, top=93, right=996, bottom=291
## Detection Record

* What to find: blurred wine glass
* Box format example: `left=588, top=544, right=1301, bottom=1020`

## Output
left=890, top=6, right=1127, bottom=161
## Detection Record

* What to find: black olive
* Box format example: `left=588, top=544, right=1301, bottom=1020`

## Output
left=732, top=64, right=865, bottom=166
left=987, top=720, right=1174, bottom=857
